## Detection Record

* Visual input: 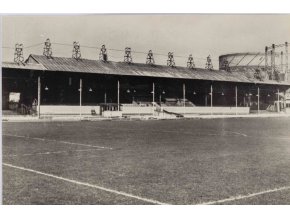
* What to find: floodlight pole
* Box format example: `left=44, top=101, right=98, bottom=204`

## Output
left=271, top=44, right=275, bottom=80
left=79, top=78, right=82, bottom=119
left=281, top=51, right=284, bottom=75
left=265, top=46, right=268, bottom=70
left=117, top=80, right=120, bottom=111
left=37, top=76, right=41, bottom=118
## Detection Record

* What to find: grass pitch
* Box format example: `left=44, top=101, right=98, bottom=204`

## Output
left=2, top=118, right=290, bottom=204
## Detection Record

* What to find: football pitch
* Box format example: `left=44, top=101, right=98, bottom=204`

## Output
left=2, top=118, right=290, bottom=204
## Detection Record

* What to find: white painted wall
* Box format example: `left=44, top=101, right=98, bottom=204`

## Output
left=40, top=105, right=100, bottom=115
left=121, top=106, right=154, bottom=115
left=103, top=111, right=123, bottom=117
left=39, top=105, right=249, bottom=116
left=163, top=106, right=250, bottom=115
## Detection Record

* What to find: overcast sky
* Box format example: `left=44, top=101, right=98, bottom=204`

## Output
left=2, top=14, right=290, bottom=68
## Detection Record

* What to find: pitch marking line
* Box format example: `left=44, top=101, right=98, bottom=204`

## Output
left=3, top=163, right=168, bottom=205
left=4, top=148, right=103, bottom=157
left=70, top=125, right=248, bottom=137
left=3, top=134, right=112, bottom=150
left=199, top=186, right=290, bottom=205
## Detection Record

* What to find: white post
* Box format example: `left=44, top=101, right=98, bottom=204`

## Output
left=117, top=80, right=120, bottom=111
left=152, top=82, right=155, bottom=103
left=284, top=91, right=286, bottom=110
left=183, top=83, right=186, bottom=106
left=210, top=84, right=213, bottom=115
left=235, top=85, right=238, bottom=115
left=210, top=84, right=213, bottom=107
left=277, top=88, right=280, bottom=113
left=257, top=86, right=260, bottom=114
left=79, top=78, right=82, bottom=118
left=152, top=82, right=155, bottom=115
left=183, top=83, right=186, bottom=114
left=37, top=76, right=41, bottom=118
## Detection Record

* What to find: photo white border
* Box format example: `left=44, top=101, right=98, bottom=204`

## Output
left=1, top=0, right=290, bottom=217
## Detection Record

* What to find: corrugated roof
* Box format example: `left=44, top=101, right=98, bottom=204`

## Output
left=1, top=61, right=46, bottom=71
left=3, top=54, right=290, bottom=86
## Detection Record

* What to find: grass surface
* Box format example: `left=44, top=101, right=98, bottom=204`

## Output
left=3, top=118, right=290, bottom=204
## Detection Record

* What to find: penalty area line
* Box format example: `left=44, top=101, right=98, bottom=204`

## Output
left=199, top=185, right=290, bottom=205
left=4, top=148, right=103, bottom=157
left=3, top=134, right=112, bottom=150
left=3, top=163, right=168, bottom=205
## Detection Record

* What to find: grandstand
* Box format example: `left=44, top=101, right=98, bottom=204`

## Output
left=2, top=52, right=290, bottom=118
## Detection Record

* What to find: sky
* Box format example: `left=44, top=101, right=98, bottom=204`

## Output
left=2, top=14, right=290, bottom=68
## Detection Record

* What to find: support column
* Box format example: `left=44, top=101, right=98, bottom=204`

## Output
left=37, top=76, right=41, bottom=118
left=183, top=83, right=186, bottom=114
left=210, top=84, right=213, bottom=107
left=235, top=85, right=238, bottom=115
left=117, top=80, right=120, bottom=111
left=210, top=84, right=213, bottom=115
left=152, top=82, right=155, bottom=116
left=257, top=86, right=260, bottom=114
left=152, top=82, right=155, bottom=103
left=277, top=88, right=280, bottom=113
left=79, top=78, right=82, bottom=118
left=284, top=91, right=287, bottom=111
left=183, top=83, right=186, bottom=106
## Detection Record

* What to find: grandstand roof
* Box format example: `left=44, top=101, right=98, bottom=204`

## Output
left=2, top=54, right=290, bottom=86
left=1, top=61, right=46, bottom=71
